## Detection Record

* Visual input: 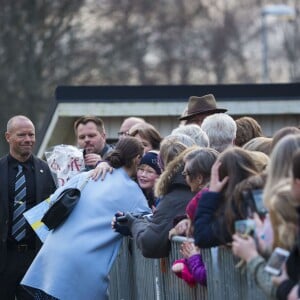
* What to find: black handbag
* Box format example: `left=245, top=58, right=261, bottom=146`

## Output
left=41, top=177, right=89, bottom=230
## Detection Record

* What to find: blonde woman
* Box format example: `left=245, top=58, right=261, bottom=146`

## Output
left=232, top=179, right=298, bottom=299
left=263, top=134, right=300, bottom=211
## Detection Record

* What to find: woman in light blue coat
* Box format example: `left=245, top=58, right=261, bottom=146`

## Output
left=21, top=137, right=150, bottom=300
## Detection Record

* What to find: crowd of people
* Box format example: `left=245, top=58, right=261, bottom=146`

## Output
left=0, top=92, right=299, bottom=300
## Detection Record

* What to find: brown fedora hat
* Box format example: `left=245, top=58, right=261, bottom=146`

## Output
left=179, top=94, right=227, bottom=121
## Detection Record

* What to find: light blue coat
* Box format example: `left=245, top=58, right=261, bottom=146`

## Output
left=21, top=168, right=150, bottom=300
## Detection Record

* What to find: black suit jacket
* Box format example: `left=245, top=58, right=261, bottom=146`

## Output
left=0, top=154, right=56, bottom=271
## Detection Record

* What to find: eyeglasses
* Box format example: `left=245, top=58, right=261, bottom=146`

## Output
left=138, top=167, right=157, bottom=176
left=182, top=170, right=191, bottom=177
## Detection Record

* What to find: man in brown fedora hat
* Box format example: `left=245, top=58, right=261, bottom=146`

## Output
left=179, top=94, right=227, bottom=126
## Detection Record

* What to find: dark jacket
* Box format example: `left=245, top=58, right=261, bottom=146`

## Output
left=129, top=162, right=195, bottom=258
left=0, top=154, right=56, bottom=271
left=276, top=206, right=300, bottom=300
left=194, top=191, right=232, bottom=248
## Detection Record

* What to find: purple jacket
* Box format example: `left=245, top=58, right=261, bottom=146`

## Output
left=186, top=254, right=207, bottom=286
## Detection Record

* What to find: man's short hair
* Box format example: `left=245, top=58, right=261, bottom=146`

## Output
left=74, top=116, right=105, bottom=134
left=235, top=116, right=263, bottom=147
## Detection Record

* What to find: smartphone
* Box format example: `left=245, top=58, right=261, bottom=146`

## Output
left=243, top=189, right=268, bottom=218
left=234, top=219, right=255, bottom=237
left=251, top=189, right=268, bottom=217
left=264, top=247, right=290, bottom=276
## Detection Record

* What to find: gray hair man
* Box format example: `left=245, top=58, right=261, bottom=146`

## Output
left=201, top=113, right=237, bottom=153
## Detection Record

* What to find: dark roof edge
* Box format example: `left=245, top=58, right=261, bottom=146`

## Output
left=55, top=83, right=300, bottom=102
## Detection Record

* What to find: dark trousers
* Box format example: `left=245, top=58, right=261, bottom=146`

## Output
left=0, top=246, right=36, bottom=300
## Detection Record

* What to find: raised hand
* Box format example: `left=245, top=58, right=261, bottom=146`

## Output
left=209, top=160, right=229, bottom=192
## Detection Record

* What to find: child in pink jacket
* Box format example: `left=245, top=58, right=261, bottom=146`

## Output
left=170, top=189, right=207, bottom=287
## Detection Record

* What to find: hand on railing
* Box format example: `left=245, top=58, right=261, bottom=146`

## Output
left=168, top=218, right=191, bottom=240
left=180, top=241, right=200, bottom=258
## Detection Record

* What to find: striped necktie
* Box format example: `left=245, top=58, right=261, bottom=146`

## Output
left=12, top=164, right=27, bottom=241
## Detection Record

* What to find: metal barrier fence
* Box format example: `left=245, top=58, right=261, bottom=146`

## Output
left=108, top=237, right=269, bottom=300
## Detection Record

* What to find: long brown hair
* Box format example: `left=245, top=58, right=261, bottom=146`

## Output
left=218, top=147, right=258, bottom=202
left=228, top=174, right=266, bottom=235
left=216, top=147, right=259, bottom=236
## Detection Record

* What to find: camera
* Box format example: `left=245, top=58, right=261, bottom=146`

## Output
left=116, top=212, right=153, bottom=223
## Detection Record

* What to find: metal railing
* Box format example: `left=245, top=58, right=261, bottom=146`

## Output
left=108, top=237, right=269, bottom=300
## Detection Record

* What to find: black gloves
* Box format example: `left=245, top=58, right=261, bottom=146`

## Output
left=113, top=222, right=132, bottom=236
left=112, top=212, right=134, bottom=236
left=122, top=212, right=138, bottom=226
left=112, top=212, right=152, bottom=236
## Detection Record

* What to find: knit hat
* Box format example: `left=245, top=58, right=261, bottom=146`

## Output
left=139, top=151, right=161, bottom=175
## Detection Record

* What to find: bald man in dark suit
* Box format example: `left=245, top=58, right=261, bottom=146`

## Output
left=0, top=115, right=56, bottom=300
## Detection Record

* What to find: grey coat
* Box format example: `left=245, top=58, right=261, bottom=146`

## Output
left=129, top=163, right=195, bottom=258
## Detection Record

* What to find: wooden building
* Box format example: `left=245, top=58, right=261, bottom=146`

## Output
left=37, top=83, right=300, bottom=157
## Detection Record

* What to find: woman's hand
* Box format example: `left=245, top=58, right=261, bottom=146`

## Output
left=90, top=161, right=113, bottom=181
left=84, top=153, right=102, bottom=168
left=168, top=219, right=191, bottom=239
left=271, top=263, right=288, bottom=286
left=209, top=161, right=229, bottom=192
left=232, top=233, right=258, bottom=263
